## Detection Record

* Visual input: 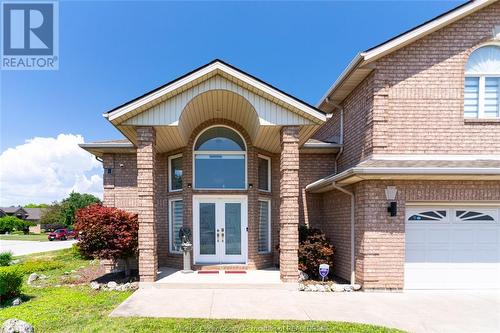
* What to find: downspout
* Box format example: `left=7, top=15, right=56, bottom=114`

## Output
left=331, top=181, right=355, bottom=285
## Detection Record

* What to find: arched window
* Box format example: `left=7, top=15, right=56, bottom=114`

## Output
left=464, top=45, right=500, bottom=118
left=194, top=126, right=246, bottom=189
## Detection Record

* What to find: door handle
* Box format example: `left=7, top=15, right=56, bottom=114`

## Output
left=221, top=228, right=224, bottom=242
left=216, top=229, right=220, bottom=242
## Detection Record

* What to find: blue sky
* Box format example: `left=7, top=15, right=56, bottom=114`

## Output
left=0, top=0, right=465, bottom=205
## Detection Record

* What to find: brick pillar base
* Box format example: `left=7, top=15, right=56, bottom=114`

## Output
left=137, top=126, right=158, bottom=282
left=279, top=126, right=300, bottom=282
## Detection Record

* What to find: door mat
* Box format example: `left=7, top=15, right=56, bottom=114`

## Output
left=224, top=270, right=247, bottom=274
left=197, top=270, right=220, bottom=274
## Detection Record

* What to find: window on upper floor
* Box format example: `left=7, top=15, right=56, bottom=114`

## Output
left=464, top=45, right=500, bottom=119
left=169, top=154, right=183, bottom=192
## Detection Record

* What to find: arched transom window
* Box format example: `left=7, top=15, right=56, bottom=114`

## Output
left=464, top=45, right=500, bottom=119
left=194, top=126, right=246, bottom=189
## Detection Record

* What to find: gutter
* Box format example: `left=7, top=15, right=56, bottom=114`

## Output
left=331, top=182, right=356, bottom=285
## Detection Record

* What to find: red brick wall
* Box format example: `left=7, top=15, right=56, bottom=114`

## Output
left=314, top=73, right=375, bottom=172
left=298, top=153, right=335, bottom=226
left=373, top=1, right=500, bottom=154
left=102, top=154, right=138, bottom=213
left=353, top=180, right=500, bottom=290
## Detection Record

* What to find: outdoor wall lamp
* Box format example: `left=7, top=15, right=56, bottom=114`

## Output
left=385, top=186, right=398, bottom=217
left=187, top=183, right=192, bottom=189
left=248, top=183, right=253, bottom=189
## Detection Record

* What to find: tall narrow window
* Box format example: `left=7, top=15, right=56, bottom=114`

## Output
left=169, top=154, right=183, bottom=191
left=258, top=155, right=271, bottom=192
left=169, top=199, right=183, bottom=253
left=464, top=45, right=500, bottom=118
left=258, top=199, right=271, bottom=253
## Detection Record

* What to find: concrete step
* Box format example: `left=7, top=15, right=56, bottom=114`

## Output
left=139, top=281, right=298, bottom=290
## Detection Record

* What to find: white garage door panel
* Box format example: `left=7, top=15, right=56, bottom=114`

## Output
left=405, top=206, right=500, bottom=290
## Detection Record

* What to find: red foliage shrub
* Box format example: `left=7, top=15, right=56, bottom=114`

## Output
left=74, top=205, right=138, bottom=261
left=298, top=225, right=335, bottom=280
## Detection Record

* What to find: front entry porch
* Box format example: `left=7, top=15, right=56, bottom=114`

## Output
left=138, top=267, right=295, bottom=290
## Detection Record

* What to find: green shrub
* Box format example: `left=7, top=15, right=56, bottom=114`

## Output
left=0, top=251, right=13, bottom=266
left=298, top=225, right=335, bottom=280
left=0, top=266, right=23, bottom=299
left=70, top=243, right=90, bottom=259
left=17, top=259, right=63, bottom=274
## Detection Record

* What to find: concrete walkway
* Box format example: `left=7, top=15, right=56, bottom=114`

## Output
left=0, top=239, right=76, bottom=256
left=111, top=289, right=500, bottom=333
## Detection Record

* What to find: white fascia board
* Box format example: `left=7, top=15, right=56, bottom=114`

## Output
left=302, top=142, right=342, bottom=148
left=362, top=0, right=494, bottom=63
left=78, top=143, right=134, bottom=149
left=371, top=154, right=500, bottom=161
left=316, top=53, right=364, bottom=108
left=316, top=0, right=495, bottom=108
left=108, top=61, right=326, bottom=123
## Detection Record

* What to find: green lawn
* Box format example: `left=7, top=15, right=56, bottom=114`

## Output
left=0, top=231, right=49, bottom=242
left=0, top=250, right=404, bottom=333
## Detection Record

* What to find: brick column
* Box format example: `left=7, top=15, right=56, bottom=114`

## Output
left=137, top=127, right=158, bottom=282
left=279, top=126, right=300, bottom=282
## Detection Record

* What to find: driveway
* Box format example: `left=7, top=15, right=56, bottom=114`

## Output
left=111, top=289, right=500, bottom=333
left=0, top=239, right=76, bottom=256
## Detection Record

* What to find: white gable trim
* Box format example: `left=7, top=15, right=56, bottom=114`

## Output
left=318, top=0, right=497, bottom=107
left=107, top=61, right=326, bottom=123
left=362, top=0, right=495, bottom=62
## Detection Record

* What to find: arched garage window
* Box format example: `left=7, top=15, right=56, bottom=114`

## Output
left=464, top=45, right=500, bottom=118
left=194, top=126, right=246, bottom=189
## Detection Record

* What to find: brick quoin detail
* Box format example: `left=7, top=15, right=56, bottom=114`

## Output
left=279, top=126, right=300, bottom=282
left=137, top=126, right=158, bottom=282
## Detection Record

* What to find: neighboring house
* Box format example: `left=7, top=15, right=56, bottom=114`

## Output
left=24, top=208, right=45, bottom=234
left=81, top=0, right=500, bottom=290
left=0, top=206, right=45, bottom=233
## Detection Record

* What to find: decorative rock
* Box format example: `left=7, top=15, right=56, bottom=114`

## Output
left=298, top=270, right=309, bottom=282
left=0, top=319, right=35, bottom=333
left=107, top=281, right=117, bottom=290
left=27, top=273, right=38, bottom=284
left=298, top=283, right=305, bottom=291
left=11, top=298, right=22, bottom=306
left=130, top=282, right=139, bottom=289
left=308, top=284, right=317, bottom=292
left=90, top=282, right=100, bottom=290
left=352, top=284, right=362, bottom=291
left=39, top=274, right=47, bottom=279
left=332, top=284, right=345, bottom=292
left=344, top=285, right=354, bottom=292
left=316, top=284, right=326, bottom=292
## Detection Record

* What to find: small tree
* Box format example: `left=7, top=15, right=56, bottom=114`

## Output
left=39, top=203, right=65, bottom=230
left=61, top=192, right=101, bottom=226
left=74, top=205, right=138, bottom=275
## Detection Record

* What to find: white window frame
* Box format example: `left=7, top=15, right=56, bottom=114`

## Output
left=257, top=198, right=272, bottom=254
left=192, top=125, right=247, bottom=191
left=169, top=198, right=183, bottom=254
left=464, top=74, right=500, bottom=119
left=258, top=154, right=271, bottom=192
left=168, top=154, right=183, bottom=192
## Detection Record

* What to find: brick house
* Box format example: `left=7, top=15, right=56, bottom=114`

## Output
left=81, top=0, right=500, bottom=290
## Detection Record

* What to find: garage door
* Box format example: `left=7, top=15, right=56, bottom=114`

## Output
left=405, top=206, right=500, bottom=290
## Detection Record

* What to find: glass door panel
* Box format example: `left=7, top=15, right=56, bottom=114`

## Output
left=199, top=203, right=216, bottom=255
left=224, top=203, right=241, bottom=255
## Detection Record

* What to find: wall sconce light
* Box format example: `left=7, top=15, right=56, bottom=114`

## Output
left=187, top=183, right=192, bottom=189
left=248, top=183, right=253, bottom=189
left=119, top=163, right=124, bottom=168
left=385, top=186, right=397, bottom=217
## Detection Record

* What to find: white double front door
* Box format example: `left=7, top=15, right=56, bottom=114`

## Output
left=193, top=195, right=247, bottom=264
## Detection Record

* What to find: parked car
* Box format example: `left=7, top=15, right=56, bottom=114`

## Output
left=48, top=228, right=76, bottom=241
